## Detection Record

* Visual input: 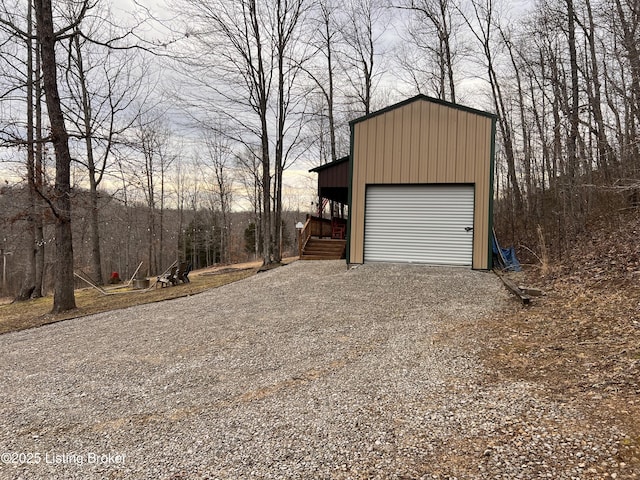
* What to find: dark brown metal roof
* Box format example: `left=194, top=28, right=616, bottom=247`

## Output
left=308, top=156, right=350, bottom=173
left=309, top=156, right=350, bottom=205
left=349, top=94, right=497, bottom=127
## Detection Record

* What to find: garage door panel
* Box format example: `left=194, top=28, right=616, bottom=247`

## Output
left=364, top=185, right=474, bottom=265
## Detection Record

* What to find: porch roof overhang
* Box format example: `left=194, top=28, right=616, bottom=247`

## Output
left=309, top=156, right=350, bottom=205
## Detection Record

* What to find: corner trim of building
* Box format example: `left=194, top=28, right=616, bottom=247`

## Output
left=487, top=116, right=497, bottom=270
left=346, top=123, right=355, bottom=263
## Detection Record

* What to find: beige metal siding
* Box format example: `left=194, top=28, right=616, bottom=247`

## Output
left=349, top=99, right=493, bottom=269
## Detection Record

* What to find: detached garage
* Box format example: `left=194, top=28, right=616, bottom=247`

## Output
left=348, top=95, right=496, bottom=270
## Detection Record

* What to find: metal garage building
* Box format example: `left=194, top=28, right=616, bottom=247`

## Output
left=348, top=95, right=496, bottom=270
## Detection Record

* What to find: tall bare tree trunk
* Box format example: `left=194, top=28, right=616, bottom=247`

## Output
left=34, top=39, right=45, bottom=298
left=16, top=0, right=37, bottom=301
left=614, top=0, right=640, bottom=128
left=501, top=27, right=532, bottom=211
left=579, top=0, right=617, bottom=178
left=71, top=35, right=104, bottom=285
left=324, top=5, right=337, bottom=163
left=247, top=1, right=272, bottom=266
left=465, top=0, right=522, bottom=213
left=273, top=0, right=286, bottom=264
left=35, top=0, right=76, bottom=312
left=566, top=0, right=580, bottom=184
left=344, top=0, right=379, bottom=114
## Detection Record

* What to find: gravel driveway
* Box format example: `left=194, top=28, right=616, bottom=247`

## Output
left=0, top=261, right=629, bottom=479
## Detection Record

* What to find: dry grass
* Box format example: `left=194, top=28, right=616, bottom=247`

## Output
left=0, top=267, right=256, bottom=335
left=476, top=268, right=640, bottom=470
left=481, top=209, right=640, bottom=469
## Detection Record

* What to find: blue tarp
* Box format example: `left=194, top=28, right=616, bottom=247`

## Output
left=492, top=232, right=521, bottom=272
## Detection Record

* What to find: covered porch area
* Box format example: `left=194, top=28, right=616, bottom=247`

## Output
left=301, top=156, right=350, bottom=260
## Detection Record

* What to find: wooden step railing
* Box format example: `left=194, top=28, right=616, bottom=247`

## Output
left=300, top=215, right=332, bottom=249
left=299, top=214, right=348, bottom=257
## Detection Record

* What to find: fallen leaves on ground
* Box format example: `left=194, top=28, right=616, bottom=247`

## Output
left=479, top=266, right=640, bottom=470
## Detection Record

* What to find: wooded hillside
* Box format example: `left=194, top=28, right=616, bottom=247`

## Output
left=0, top=184, right=301, bottom=296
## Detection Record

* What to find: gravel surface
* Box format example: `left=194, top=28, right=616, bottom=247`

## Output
left=0, top=261, right=632, bottom=479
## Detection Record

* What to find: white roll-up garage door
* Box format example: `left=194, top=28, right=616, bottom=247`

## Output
left=364, top=184, right=475, bottom=265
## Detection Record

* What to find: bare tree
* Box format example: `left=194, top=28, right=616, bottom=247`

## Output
left=611, top=0, right=640, bottom=128
left=574, top=0, right=617, bottom=179
left=63, top=13, right=148, bottom=285
left=34, top=0, right=92, bottom=312
left=607, top=0, right=640, bottom=173
left=395, top=0, right=463, bottom=102
left=272, top=0, right=308, bottom=263
left=174, top=0, right=273, bottom=264
left=235, top=147, right=263, bottom=260
left=174, top=0, right=309, bottom=265
left=33, top=23, right=45, bottom=298
left=461, top=0, right=523, bottom=214
left=316, top=0, right=338, bottom=162
left=171, top=156, right=190, bottom=263
left=341, top=0, right=387, bottom=114
left=203, top=131, right=234, bottom=263
left=0, top=0, right=47, bottom=300
left=14, top=0, right=38, bottom=301
left=302, top=0, right=341, bottom=164
left=133, top=114, right=174, bottom=275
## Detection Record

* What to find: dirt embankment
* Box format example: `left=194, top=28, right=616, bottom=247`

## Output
left=481, top=212, right=640, bottom=471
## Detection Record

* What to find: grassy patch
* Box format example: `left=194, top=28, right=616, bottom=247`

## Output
left=0, top=268, right=255, bottom=335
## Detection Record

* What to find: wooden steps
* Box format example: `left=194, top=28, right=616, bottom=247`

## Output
left=301, top=238, right=346, bottom=260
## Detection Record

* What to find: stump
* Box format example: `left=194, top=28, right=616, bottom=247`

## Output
left=132, top=278, right=149, bottom=290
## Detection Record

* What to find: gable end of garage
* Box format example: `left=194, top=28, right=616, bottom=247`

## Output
left=348, top=96, right=496, bottom=270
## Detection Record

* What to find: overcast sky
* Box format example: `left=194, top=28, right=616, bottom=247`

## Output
left=1, top=0, right=533, bottom=210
